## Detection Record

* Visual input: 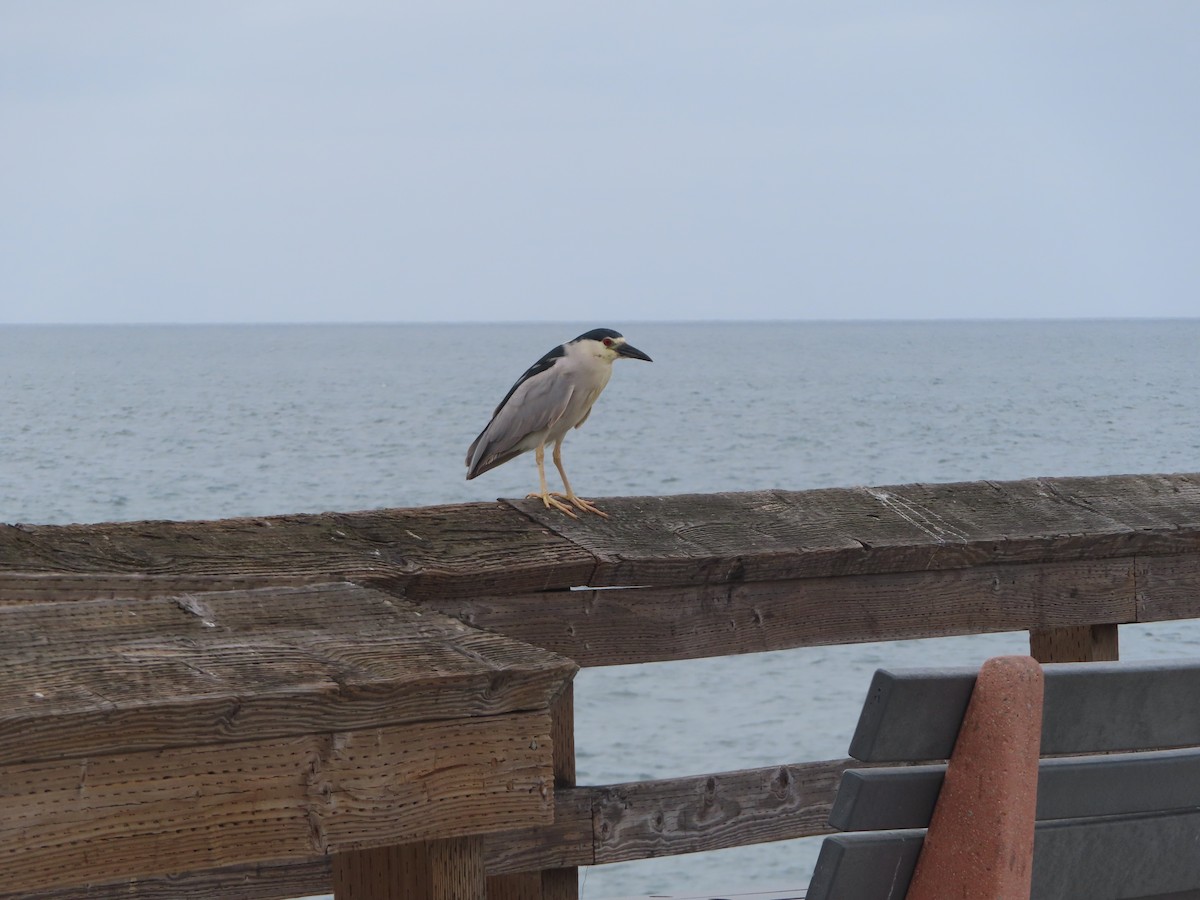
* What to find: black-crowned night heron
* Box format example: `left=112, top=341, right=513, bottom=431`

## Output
left=466, top=328, right=652, bottom=517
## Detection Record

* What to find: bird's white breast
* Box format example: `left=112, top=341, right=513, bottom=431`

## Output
left=551, top=343, right=615, bottom=434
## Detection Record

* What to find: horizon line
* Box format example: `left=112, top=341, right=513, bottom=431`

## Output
left=3, top=315, right=1199, bottom=327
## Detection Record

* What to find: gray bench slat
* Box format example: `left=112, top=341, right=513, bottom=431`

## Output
left=827, top=764, right=944, bottom=831
left=831, top=748, right=1200, bottom=830
left=1037, top=748, right=1200, bottom=821
left=1041, top=661, right=1200, bottom=755
left=812, top=810, right=1200, bottom=900
left=1032, top=808, right=1200, bottom=900
left=850, top=659, right=1200, bottom=762
left=805, top=829, right=924, bottom=900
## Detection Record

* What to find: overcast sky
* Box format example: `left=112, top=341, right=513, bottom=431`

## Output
left=3, top=3, right=1198, bottom=324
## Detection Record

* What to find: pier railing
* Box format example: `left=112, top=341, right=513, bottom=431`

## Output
left=4, top=473, right=1200, bottom=898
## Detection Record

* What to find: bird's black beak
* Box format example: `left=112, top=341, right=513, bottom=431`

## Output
left=617, top=343, right=652, bottom=362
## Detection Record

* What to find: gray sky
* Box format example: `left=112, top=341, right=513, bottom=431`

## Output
left=3, top=3, right=1198, bottom=323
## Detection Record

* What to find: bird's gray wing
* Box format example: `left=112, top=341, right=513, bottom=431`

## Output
left=466, top=367, right=575, bottom=478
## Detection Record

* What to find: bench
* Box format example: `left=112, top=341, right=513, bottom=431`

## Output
left=807, top=655, right=1200, bottom=900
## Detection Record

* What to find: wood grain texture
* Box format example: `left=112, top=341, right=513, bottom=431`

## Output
left=483, top=788, right=595, bottom=875
left=507, top=474, right=1200, bottom=586
left=332, top=837, right=485, bottom=900
left=591, top=760, right=849, bottom=864
left=483, top=686, right=581, bottom=899
left=0, top=711, right=553, bottom=894
left=0, top=502, right=595, bottom=602
left=485, top=872, right=542, bottom=900
left=5, top=758, right=860, bottom=899
left=1136, top=554, right=1200, bottom=622
left=1030, top=624, right=1120, bottom=662
left=542, top=684, right=579, bottom=900
left=3, top=475, right=1200, bottom=606
left=431, top=559, right=1136, bottom=667
left=1, top=583, right=576, bottom=765
left=0, top=859, right=335, bottom=900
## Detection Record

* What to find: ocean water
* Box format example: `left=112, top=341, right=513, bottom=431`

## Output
left=3, top=320, right=1200, bottom=896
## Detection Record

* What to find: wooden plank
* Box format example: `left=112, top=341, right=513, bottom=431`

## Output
left=851, top=660, right=1200, bottom=762
left=11, top=758, right=858, bottom=900
left=3, top=789, right=595, bottom=900
left=4, top=474, right=1200, bottom=603
left=591, top=760, right=846, bottom=865
left=1136, top=553, right=1200, bottom=622
left=427, top=558, right=1136, bottom=667
left=507, top=473, right=1200, bottom=586
left=0, top=583, right=576, bottom=765
left=0, top=711, right=553, bottom=894
left=831, top=748, right=1200, bottom=831
left=332, top=837, right=485, bottom=900
left=0, top=859, right=335, bottom=900
left=0, top=502, right=596, bottom=602
left=1030, top=623, right=1119, bottom=662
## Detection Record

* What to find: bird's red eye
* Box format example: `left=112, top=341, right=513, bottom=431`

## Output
left=603, top=337, right=613, bottom=347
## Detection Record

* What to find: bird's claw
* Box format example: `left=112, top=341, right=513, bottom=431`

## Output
left=551, top=492, right=609, bottom=519
left=527, top=491, right=578, bottom=518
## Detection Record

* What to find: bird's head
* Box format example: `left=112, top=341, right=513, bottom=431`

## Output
left=571, top=328, right=653, bottom=363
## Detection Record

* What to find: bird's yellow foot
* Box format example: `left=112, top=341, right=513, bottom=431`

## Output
left=527, top=491, right=578, bottom=518
left=551, top=492, right=609, bottom=518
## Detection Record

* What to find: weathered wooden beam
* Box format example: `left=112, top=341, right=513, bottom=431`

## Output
left=430, top=558, right=1137, bottom=667
left=590, top=760, right=845, bottom=865
left=7, top=759, right=858, bottom=899
left=2, top=583, right=573, bottom=895
left=507, top=473, right=1200, bottom=586
left=1135, top=553, right=1200, bottom=622
left=0, top=711, right=553, bottom=895
left=0, top=583, right=575, bottom=765
left=0, top=859, right=335, bottom=900
left=0, top=502, right=595, bottom=602
left=4, top=475, right=1200, bottom=604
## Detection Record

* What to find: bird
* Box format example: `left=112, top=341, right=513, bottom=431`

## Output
left=465, top=328, right=652, bottom=518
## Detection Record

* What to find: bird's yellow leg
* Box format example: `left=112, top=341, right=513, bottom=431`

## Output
left=551, top=438, right=608, bottom=518
left=526, top=442, right=577, bottom=517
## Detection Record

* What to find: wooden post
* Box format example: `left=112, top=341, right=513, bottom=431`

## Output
left=485, top=872, right=542, bottom=900
left=486, top=683, right=579, bottom=900
left=1029, top=624, right=1119, bottom=663
left=332, top=837, right=485, bottom=900
left=544, top=683, right=579, bottom=900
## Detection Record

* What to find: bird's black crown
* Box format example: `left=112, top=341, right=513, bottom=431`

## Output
left=572, top=327, right=624, bottom=343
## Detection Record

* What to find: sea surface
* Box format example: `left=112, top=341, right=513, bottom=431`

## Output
left=3, top=320, right=1199, bottom=897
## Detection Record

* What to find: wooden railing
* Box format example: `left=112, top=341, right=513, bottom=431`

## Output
left=4, top=473, right=1200, bottom=898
